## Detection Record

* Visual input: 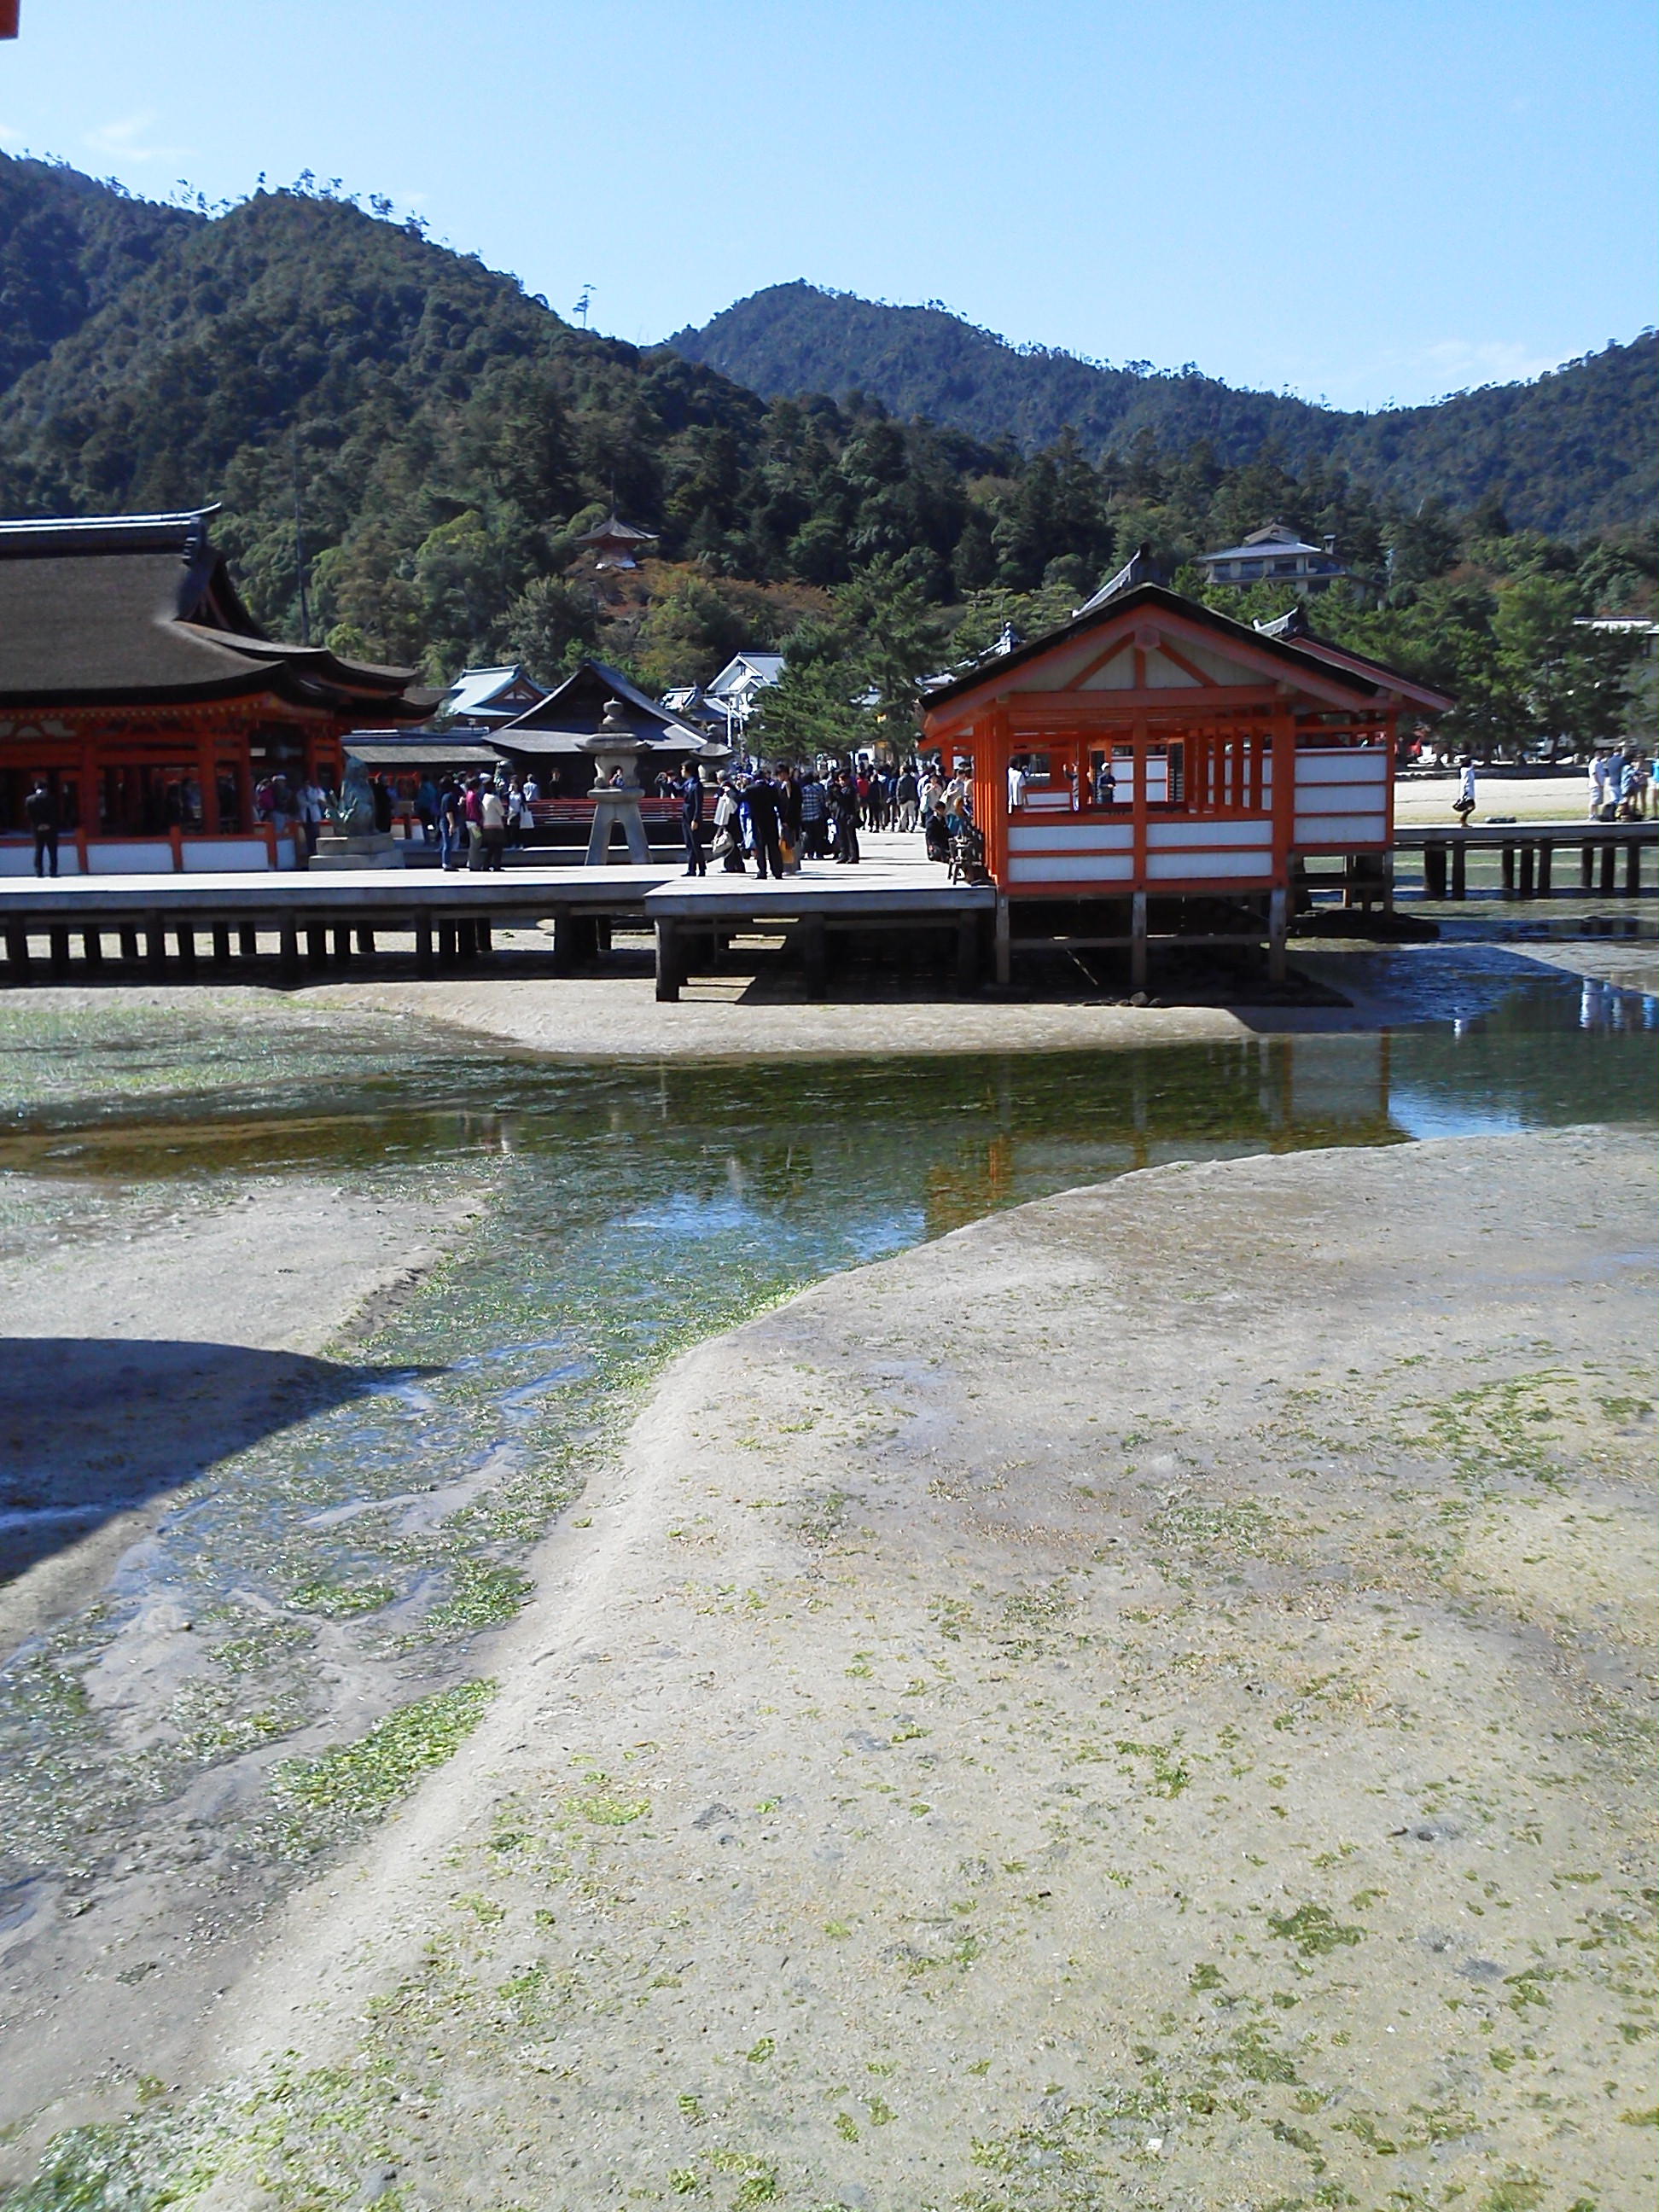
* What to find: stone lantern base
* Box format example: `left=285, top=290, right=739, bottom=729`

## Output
left=310, top=830, right=404, bottom=870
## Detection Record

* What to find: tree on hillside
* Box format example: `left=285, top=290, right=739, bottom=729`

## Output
left=749, top=646, right=876, bottom=764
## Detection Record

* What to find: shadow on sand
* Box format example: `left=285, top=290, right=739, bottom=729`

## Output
left=0, top=1338, right=426, bottom=1583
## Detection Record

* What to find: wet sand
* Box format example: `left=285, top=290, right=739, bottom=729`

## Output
left=0, top=1179, right=465, bottom=2168
left=50, top=1128, right=1649, bottom=2210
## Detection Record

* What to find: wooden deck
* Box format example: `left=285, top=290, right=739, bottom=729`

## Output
left=1394, top=820, right=1655, bottom=899
left=0, top=844, right=999, bottom=990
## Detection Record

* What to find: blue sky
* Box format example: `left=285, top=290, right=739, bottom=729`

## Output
left=1, top=0, right=1652, bottom=412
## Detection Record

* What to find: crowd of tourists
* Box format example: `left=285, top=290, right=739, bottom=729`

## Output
left=672, top=755, right=980, bottom=876
left=1586, top=748, right=1650, bottom=821
left=426, top=771, right=542, bottom=870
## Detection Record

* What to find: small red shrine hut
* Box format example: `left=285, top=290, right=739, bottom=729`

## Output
left=919, top=571, right=1449, bottom=980
left=0, top=509, right=431, bottom=871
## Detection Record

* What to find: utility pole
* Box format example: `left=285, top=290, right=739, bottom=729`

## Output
left=291, top=427, right=311, bottom=646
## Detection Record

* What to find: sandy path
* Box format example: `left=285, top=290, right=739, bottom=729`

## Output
left=300, top=973, right=1264, bottom=1057
left=143, top=1128, right=1656, bottom=2212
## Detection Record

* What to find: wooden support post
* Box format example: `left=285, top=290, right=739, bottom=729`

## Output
left=176, top=928, right=197, bottom=977
left=278, top=917, right=300, bottom=987
left=4, top=923, right=29, bottom=977
left=1538, top=841, right=1552, bottom=896
left=414, top=917, right=435, bottom=977
left=1500, top=842, right=1516, bottom=895
left=1580, top=842, right=1594, bottom=891
left=597, top=917, right=613, bottom=953
left=1450, top=841, right=1467, bottom=899
left=239, top=924, right=259, bottom=959
left=955, top=909, right=980, bottom=992
left=438, top=923, right=456, bottom=966
left=1600, top=843, right=1615, bottom=895
left=1423, top=841, right=1447, bottom=899
left=145, top=916, right=167, bottom=977
left=655, top=917, right=681, bottom=1002
left=306, top=925, right=328, bottom=969
left=329, top=924, right=350, bottom=967
left=1382, top=849, right=1395, bottom=912
left=48, top=927, right=71, bottom=978
left=800, top=913, right=827, bottom=996
left=1267, top=888, right=1288, bottom=985
left=1625, top=841, right=1640, bottom=896
left=547, top=911, right=569, bottom=975
left=1130, top=891, right=1148, bottom=994
left=212, top=926, right=231, bottom=966
left=355, top=926, right=375, bottom=958
left=457, top=919, right=478, bottom=963
left=475, top=921, right=492, bottom=955
left=994, top=894, right=1010, bottom=987
left=1517, top=844, right=1535, bottom=899
left=119, top=926, right=140, bottom=963
left=83, top=930, right=103, bottom=970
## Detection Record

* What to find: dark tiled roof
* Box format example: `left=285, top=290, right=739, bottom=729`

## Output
left=0, top=509, right=425, bottom=715
left=498, top=658, right=705, bottom=746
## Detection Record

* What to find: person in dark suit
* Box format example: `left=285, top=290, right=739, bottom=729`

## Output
left=24, top=779, right=58, bottom=877
left=681, top=767, right=707, bottom=876
left=744, top=770, right=784, bottom=880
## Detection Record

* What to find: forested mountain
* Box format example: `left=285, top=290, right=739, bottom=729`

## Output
left=0, top=155, right=193, bottom=395
left=0, top=154, right=1650, bottom=756
left=671, top=284, right=1657, bottom=540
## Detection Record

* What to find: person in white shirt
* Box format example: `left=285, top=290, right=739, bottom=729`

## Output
left=1007, top=757, right=1028, bottom=812
left=1587, top=753, right=1607, bottom=820
left=478, top=785, right=507, bottom=870
left=1452, top=758, right=1476, bottom=822
left=295, top=779, right=328, bottom=858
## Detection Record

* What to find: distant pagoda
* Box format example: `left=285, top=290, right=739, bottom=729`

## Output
left=573, top=513, right=656, bottom=572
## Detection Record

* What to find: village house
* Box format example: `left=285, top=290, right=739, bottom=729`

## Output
left=1196, top=521, right=1348, bottom=592
left=439, top=664, right=549, bottom=725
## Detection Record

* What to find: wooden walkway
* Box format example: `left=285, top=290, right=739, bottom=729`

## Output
left=1394, top=820, right=1656, bottom=899
left=0, top=847, right=999, bottom=989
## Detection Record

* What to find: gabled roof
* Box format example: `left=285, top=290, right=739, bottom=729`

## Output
left=495, top=658, right=708, bottom=749
left=442, top=663, right=548, bottom=721
left=706, top=650, right=787, bottom=699
left=1253, top=605, right=1453, bottom=713
left=0, top=508, right=428, bottom=717
left=1202, top=523, right=1339, bottom=564
left=921, top=579, right=1393, bottom=721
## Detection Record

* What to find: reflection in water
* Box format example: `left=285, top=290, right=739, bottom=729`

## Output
left=0, top=958, right=1651, bottom=1965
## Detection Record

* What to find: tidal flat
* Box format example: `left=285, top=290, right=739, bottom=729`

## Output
left=0, top=947, right=1653, bottom=2208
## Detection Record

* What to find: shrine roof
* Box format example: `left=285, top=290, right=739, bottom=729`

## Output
left=498, top=657, right=706, bottom=746
left=920, top=580, right=1396, bottom=717
left=0, top=509, right=428, bottom=717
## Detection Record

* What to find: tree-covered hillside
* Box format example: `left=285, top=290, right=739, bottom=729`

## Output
left=671, top=284, right=1657, bottom=539
left=0, top=154, right=1650, bottom=754
left=0, top=154, right=194, bottom=394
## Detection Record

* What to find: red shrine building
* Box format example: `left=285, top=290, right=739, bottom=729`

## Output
left=0, top=509, right=430, bottom=872
left=920, top=569, right=1449, bottom=975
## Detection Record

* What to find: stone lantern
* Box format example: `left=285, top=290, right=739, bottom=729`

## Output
left=579, top=696, right=650, bottom=864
